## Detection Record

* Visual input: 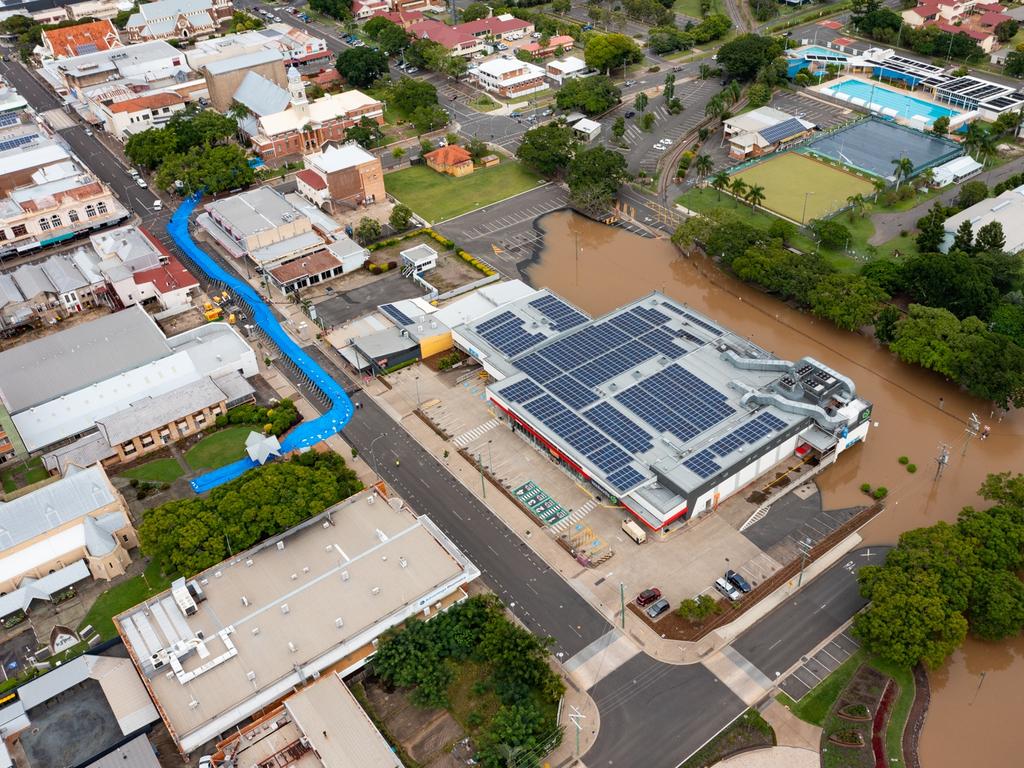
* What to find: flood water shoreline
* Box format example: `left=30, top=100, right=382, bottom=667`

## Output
left=522, top=210, right=1024, bottom=768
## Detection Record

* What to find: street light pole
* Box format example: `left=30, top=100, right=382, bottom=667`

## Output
left=797, top=537, right=812, bottom=587
left=369, top=434, right=386, bottom=476
left=476, top=453, right=485, bottom=498
left=620, top=582, right=625, bottom=629
left=802, top=191, right=814, bottom=224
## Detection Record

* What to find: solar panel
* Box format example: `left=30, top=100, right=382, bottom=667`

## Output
left=709, top=411, right=790, bottom=457
left=476, top=311, right=517, bottom=334
left=679, top=311, right=723, bottom=337
left=573, top=342, right=657, bottom=387
left=709, top=433, right=744, bottom=457
left=584, top=402, right=654, bottom=453
left=539, top=324, right=629, bottom=371
left=529, top=294, right=587, bottom=331
left=547, top=375, right=598, bottom=409
left=617, top=385, right=699, bottom=442
left=683, top=449, right=721, bottom=479
left=496, top=379, right=543, bottom=403
left=563, top=423, right=608, bottom=455
left=0, top=112, right=19, bottom=128
left=516, top=352, right=560, bottom=384
left=639, top=328, right=685, bottom=359
left=607, top=465, right=646, bottom=493
left=0, top=134, right=35, bottom=153
left=380, top=303, right=413, bottom=326
left=633, top=306, right=670, bottom=325
left=759, top=117, right=807, bottom=145
left=587, top=442, right=632, bottom=474
left=480, top=318, right=546, bottom=357
left=523, top=394, right=563, bottom=422
left=607, top=310, right=651, bottom=337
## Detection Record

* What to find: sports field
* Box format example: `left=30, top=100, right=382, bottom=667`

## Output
left=731, top=152, right=874, bottom=223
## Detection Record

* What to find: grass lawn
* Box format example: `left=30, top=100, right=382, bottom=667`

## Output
left=447, top=660, right=501, bottom=736
left=0, top=456, right=49, bottom=493
left=732, top=152, right=875, bottom=223
left=79, top=560, right=173, bottom=640
left=185, top=426, right=251, bottom=470
left=673, top=0, right=722, bottom=17
left=782, top=650, right=865, bottom=726
left=385, top=161, right=543, bottom=223
left=870, top=656, right=916, bottom=768
left=119, top=458, right=184, bottom=485
left=678, top=188, right=914, bottom=271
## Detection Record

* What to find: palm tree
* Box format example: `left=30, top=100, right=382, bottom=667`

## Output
left=694, top=154, right=713, bottom=189
left=871, top=177, right=887, bottom=201
left=699, top=63, right=711, bottom=80
left=746, top=184, right=766, bottom=211
left=846, top=193, right=869, bottom=220
left=891, top=156, right=914, bottom=189
left=973, top=128, right=998, bottom=166
left=711, top=170, right=730, bottom=201
left=729, top=177, right=748, bottom=207
left=724, top=81, right=742, bottom=105
left=918, top=167, right=936, bottom=189
left=963, top=121, right=987, bottom=157
left=704, top=94, right=725, bottom=119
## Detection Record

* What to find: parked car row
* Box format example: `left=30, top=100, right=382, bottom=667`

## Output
left=635, top=570, right=753, bottom=623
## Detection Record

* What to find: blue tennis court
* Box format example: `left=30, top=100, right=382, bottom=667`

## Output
left=803, top=118, right=962, bottom=180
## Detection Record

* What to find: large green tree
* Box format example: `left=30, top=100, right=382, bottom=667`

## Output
left=901, top=249, right=1000, bottom=320
left=461, top=1, right=490, bottom=21
left=716, top=34, right=783, bottom=82
left=516, top=123, right=578, bottom=177
left=807, top=274, right=888, bottom=331
left=583, top=32, right=643, bottom=73
left=336, top=47, right=389, bottom=87
left=567, top=146, right=627, bottom=212
left=390, top=76, right=438, bottom=114
left=555, top=75, right=621, bottom=115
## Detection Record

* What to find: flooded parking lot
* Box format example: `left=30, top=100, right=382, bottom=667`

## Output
left=523, top=210, right=1024, bottom=768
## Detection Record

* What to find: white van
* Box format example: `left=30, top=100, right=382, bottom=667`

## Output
left=152, top=199, right=162, bottom=211
left=622, top=518, right=647, bottom=544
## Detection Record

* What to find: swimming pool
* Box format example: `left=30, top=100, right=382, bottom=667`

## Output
left=823, top=78, right=960, bottom=126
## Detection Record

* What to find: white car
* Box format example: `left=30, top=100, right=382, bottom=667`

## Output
left=714, top=578, right=742, bottom=602
left=273, top=15, right=282, bottom=21
left=136, top=177, right=148, bottom=188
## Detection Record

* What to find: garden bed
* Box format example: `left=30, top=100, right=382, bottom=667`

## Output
left=679, top=709, right=775, bottom=768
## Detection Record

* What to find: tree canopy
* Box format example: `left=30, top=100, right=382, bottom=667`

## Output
left=336, top=47, right=389, bottom=87
left=139, top=452, right=362, bottom=576
left=372, top=594, right=564, bottom=768
left=516, top=123, right=579, bottom=177
left=567, top=146, right=627, bottom=213
left=855, top=473, right=1024, bottom=666
left=584, top=32, right=643, bottom=73
left=716, top=34, right=783, bottom=82
left=554, top=75, right=621, bottom=115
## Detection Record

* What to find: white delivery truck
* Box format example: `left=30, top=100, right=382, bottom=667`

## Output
left=622, top=518, right=647, bottom=544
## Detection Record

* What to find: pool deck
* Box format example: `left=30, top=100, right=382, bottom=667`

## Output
left=812, top=75, right=960, bottom=128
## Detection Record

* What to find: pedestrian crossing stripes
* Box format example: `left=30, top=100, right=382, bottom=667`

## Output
left=552, top=498, right=598, bottom=533
left=453, top=418, right=499, bottom=448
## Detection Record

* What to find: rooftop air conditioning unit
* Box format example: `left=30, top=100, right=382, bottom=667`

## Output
left=335, top=617, right=344, bottom=628
left=246, top=670, right=256, bottom=682
left=245, top=559, right=254, bottom=567
left=277, top=541, right=285, bottom=551
left=341, top=570, right=349, bottom=581
left=281, top=603, right=290, bottom=614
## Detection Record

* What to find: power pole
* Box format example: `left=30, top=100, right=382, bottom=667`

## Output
left=934, top=442, right=950, bottom=481
left=619, top=582, right=625, bottom=629
left=962, top=412, right=981, bottom=457
left=796, top=537, right=812, bottom=587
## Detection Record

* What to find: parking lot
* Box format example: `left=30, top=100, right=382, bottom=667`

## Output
left=779, top=627, right=860, bottom=700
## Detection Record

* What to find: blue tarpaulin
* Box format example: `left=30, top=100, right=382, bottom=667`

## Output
left=167, top=196, right=353, bottom=493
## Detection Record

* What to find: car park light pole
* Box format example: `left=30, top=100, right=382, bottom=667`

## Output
left=797, top=537, right=813, bottom=587
left=620, top=582, right=625, bottom=629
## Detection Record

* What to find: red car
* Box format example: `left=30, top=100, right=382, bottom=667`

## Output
left=636, top=588, right=662, bottom=607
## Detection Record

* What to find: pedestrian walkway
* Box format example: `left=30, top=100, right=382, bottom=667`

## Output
left=552, top=497, right=598, bottom=533
left=453, top=418, right=499, bottom=447
left=704, top=646, right=775, bottom=706
left=564, top=629, right=641, bottom=689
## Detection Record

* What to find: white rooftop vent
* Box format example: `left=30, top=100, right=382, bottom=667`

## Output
left=371, top=586, right=381, bottom=595
left=367, top=495, right=375, bottom=505
left=341, top=570, right=350, bottom=581
left=322, top=521, right=330, bottom=529
left=290, top=573, right=298, bottom=580
left=214, top=571, right=222, bottom=578
left=241, top=596, right=249, bottom=607
left=324, top=544, right=333, bottom=551
left=335, top=617, right=344, bottom=628
left=375, top=528, right=388, bottom=543
left=188, top=699, right=199, bottom=710
left=381, top=555, right=388, bottom=562
left=288, top=641, right=297, bottom=653
left=302, top=566, right=310, bottom=573
left=245, top=558, right=254, bottom=567
left=246, top=670, right=256, bottom=682
left=281, top=603, right=290, bottom=614
left=251, top=626, right=260, bottom=635
left=277, top=541, right=285, bottom=551
left=399, top=557, right=408, bottom=568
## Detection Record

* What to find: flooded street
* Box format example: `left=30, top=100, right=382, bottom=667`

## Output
left=524, top=211, right=1024, bottom=768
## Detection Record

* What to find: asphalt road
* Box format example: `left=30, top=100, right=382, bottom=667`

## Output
left=732, top=546, right=891, bottom=680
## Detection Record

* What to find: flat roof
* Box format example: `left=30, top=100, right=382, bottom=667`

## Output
left=204, top=186, right=307, bottom=239
left=95, top=375, right=226, bottom=445
left=0, top=306, right=169, bottom=413
left=307, top=142, right=376, bottom=174
left=203, top=48, right=283, bottom=75
left=457, top=292, right=867, bottom=526
left=116, top=488, right=477, bottom=753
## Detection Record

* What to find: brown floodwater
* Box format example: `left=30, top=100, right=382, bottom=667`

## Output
left=525, top=210, right=1024, bottom=768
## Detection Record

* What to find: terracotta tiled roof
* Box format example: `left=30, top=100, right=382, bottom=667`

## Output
left=106, top=91, right=186, bottom=114
left=425, top=145, right=472, bottom=165
left=269, top=251, right=341, bottom=284
left=296, top=169, right=327, bottom=190
left=133, top=255, right=198, bottom=293
left=43, top=20, right=121, bottom=58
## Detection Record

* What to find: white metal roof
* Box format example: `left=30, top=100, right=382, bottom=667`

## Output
left=306, top=142, right=376, bottom=174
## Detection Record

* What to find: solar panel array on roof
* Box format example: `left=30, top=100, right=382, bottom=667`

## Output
left=709, top=411, right=789, bottom=458
left=0, top=134, right=35, bottom=152
left=496, top=378, right=543, bottom=403
left=607, top=465, right=646, bottom=492
left=477, top=311, right=547, bottom=357
left=0, top=112, right=19, bottom=128
left=528, top=294, right=587, bottom=331
left=584, top=402, right=653, bottom=453
left=759, top=117, right=807, bottom=145
left=683, top=449, right=720, bottom=479
left=616, top=364, right=735, bottom=443
left=380, top=303, right=413, bottom=326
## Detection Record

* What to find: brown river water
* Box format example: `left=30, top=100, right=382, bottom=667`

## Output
left=524, top=211, right=1024, bottom=768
